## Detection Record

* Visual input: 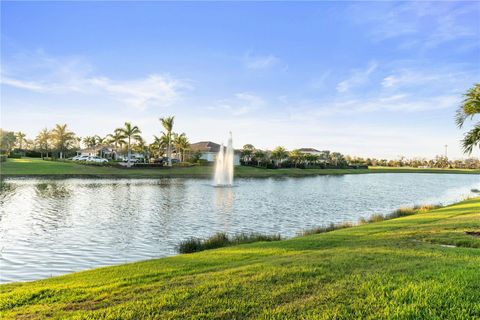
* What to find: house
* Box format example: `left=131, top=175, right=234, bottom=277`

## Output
left=77, top=146, right=115, bottom=159
left=297, top=148, right=322, bottom=156
left=190, top=141, right=241, bottom=165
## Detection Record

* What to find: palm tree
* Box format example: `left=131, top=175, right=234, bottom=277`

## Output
left=51, top=124, right=75, bottom=159
left=83, top=136, right=97, bottom=148
left=160, top=116, right=175, bottom=166
left=271, top=146, right=288, bottom=167
left=15, top=132, right=27, bottom=150
left=289, top=149, right=302, bottom=168
left=107, top=129, right=126, bottom=160
left=117, top=122, right=142, bottom=163
left=253, top=149, right=266, bottom=167
left=173, top=133, right=190, bottom=162
left=35, top=128, right=51, bottom=159
left=153, top=133, right=169, bottom=158
left=133, top=136, right=148, bottom=163
left=456, top=83, right=480, bottom=154
left=94, top=135, right=107, bottom=158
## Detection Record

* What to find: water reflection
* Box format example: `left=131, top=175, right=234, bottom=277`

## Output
left=1, top=174, right=479, bottom=283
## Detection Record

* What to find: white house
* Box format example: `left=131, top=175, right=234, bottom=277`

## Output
left=190, top=141, right=241, bottom=165
left=297, top=148, right=323, bottom=156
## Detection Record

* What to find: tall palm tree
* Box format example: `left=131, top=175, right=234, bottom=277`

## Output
left=173, top=133, right=190, bottom=162
left=107, top=129, right=126, bottom=160
left=15, top=132, right=27, bottom=150
left=35, top=128, right=51, bottom=159
left=160, top=116, right=174, bottom=166
left=51, top=124, right=75, bottom=159
left=456, top=83, right=480, bottom=154
left=117, top=122, right=142, bottom=163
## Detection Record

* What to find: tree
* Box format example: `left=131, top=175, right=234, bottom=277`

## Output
left=330, top=152, right=347, bottom=168
left=15, top=132, right=27, bottom=150
left=271, top=146, right=288, bottom=167
left=35, top=128, right=51, bottom=159
left=160, top=116, right=175, bottom=166
left=0, top=129, right=16, bottom=155
left=456, top=83, right=480, bottom=154
left=51, top=124, right=76, bottom=159
left=133, top=136, right=148, bottom=163
left=288, top=149, right=302, bottom=168
left=83, top=136, right=97, bottom=148
left=253, top=149, right=266, bottom=167
left=152, top=133, right=169, bottom=158
left=107, top=130, right=126, bottom=160
left=117, top=122, right=142, bottom=163
left=173, top=133, right=190, bottom=162
left=241, top=144, right=255, bottom=164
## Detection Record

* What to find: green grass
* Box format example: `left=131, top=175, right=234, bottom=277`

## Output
left=1, top=198, right=479, bottom=319
left=1, top=158, right=479, bottom=178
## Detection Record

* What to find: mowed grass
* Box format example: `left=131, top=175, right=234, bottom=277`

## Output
left=1, top=158, right=479, bottom=178
left=1, top=199, right=479, bottom=319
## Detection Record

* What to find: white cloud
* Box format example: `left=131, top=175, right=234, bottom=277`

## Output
left=1, top=52, right=188, bottom=109
left=336, top=61, right=378, bottom=93
left=244, top=52, right=279, bottom=69
left=208, top=92, right=265, bottom=116
left=350, top=2, right=479, bottom=51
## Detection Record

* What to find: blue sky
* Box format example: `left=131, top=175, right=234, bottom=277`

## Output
left=1, top=1, right=479, bottom=159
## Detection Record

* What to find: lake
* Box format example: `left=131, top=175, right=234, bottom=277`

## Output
left=1, top=173, right=478, bottom=283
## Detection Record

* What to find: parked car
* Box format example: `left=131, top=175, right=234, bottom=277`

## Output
left=86, top=156, right=108, bottom=163
left=150, top=158, right=164, bottom=164
left=123, top=157, right=141, bottom=163
left=72, top=155, right=89, bottom=161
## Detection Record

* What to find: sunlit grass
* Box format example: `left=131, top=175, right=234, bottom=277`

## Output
left=1, top=198, right=479, bottom=319
left=2, top=158, right=479, bottom=178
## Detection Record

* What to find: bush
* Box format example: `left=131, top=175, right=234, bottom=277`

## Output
left=8, top=153, right=22, bottom=159
left=177, top=232, right=282, bottom=254
left=303, top=204, right=443, bottom=236
left=300, top=222, right=354, bottom=236
left=0, top=155, right=6, bottom=162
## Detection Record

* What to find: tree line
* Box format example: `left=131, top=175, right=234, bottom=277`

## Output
left=239, top=145, right=480, bottom=169
left=0, top=116, right=193, bottom=165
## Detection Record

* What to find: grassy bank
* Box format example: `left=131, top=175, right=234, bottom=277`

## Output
left=1, top=198, right=479, bottom=319
left=1, top=158, right=479, bottom=178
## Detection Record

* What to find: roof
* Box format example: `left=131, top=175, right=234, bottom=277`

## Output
left=298, top=148, right=321, bottom=153
left=190, top=141, right=221, bottom=153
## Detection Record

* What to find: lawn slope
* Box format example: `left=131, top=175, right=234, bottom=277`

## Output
left=1, top=158, right=479, bottom=178
left=1, top=199, right=479, bottom=319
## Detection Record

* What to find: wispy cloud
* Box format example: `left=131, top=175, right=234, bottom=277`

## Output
left=209, top=92, right=265, bottom=116
left=350, top=2, right=479, bottom=50
left=243, top=52, right=279, bottom=70
left=1, top=51, right=189, bottom=109
left=336, top=61, right=378, bottom=93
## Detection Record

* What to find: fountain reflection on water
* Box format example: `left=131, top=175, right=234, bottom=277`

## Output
left=213, top=132, right=234, bottom=187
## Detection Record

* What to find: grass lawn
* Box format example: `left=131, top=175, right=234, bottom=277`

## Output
left=1, top=158, right=479, bottom=178
left=1, top=198, right=479, bottom=319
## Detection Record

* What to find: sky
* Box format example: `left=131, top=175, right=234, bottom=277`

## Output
left=1, top=1, right=479, bottom=159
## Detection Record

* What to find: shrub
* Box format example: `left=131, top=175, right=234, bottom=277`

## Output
left=0, top=154, right=6, bottom=162
left=302, top=203, right=443, bottom=236
left=300, top=222, right=354, bottom=236
left=177, top=232, right=282, bottom=254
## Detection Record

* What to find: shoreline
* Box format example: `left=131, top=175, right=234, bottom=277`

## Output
left=1, top=198, right=479, bottom=318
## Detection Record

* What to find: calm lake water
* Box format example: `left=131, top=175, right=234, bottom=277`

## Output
left=1, top=173, right=478, bottom=283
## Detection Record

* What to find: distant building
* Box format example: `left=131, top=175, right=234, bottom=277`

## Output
left=297, top=148, right=322, bottom=156
left=190, top=141, right=241, bottom=165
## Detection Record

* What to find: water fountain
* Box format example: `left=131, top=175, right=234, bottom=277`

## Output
left=213, top=132, right=234, bottom=187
